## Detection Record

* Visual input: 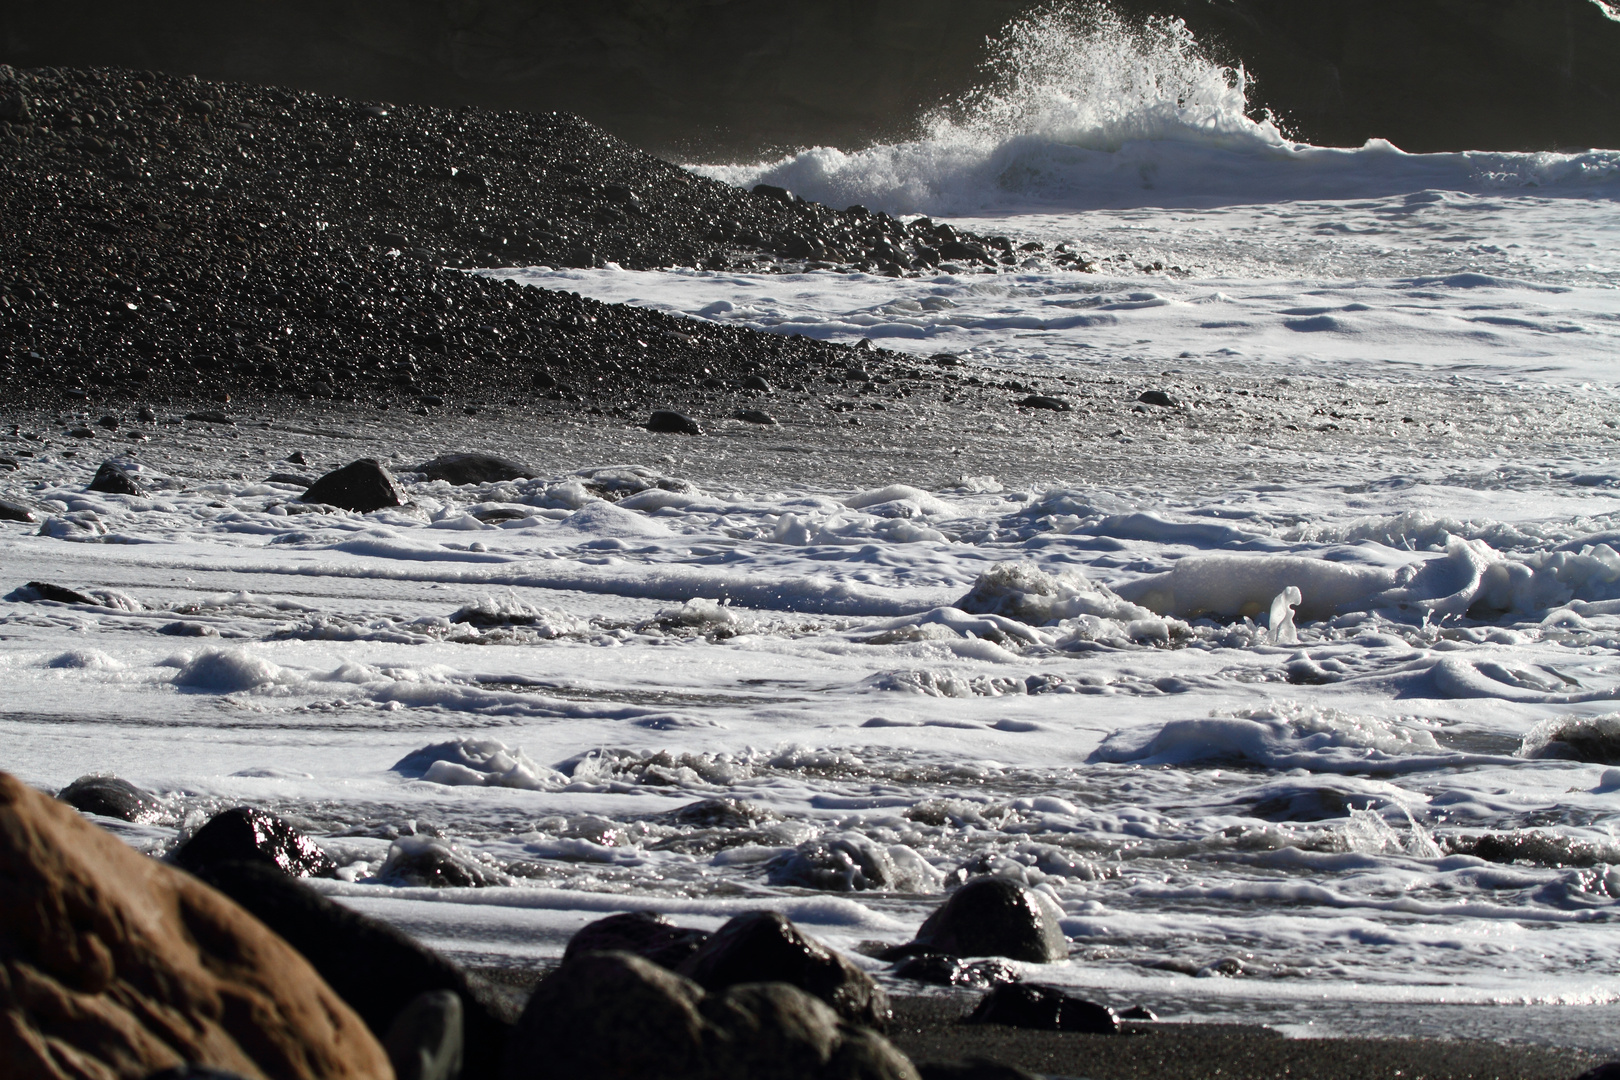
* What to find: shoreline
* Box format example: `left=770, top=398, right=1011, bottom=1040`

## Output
left=463, top=962, right=1606, bottom=1080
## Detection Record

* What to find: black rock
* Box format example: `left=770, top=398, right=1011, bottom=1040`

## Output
left=417, top=452, right=536, bottom=485
left=7, top=581, right=99, bottom=605
left=300, top=458, right=404, bottom=512
left=892, top=954, right=1020, bottom=990
left=137, top=407, right=157, bottom=422
left=733, top=409, right=777, bottom=425
left=647, top=409, right=702, bottom=435
left=742, top=375, right=772, bottom=392
left=752, top=183, right=797, bottom=204
left=0, top=498, right=36, bottom=523
left=676, top=910, right=891, bottom=1030
left=88, top=460, right=145, bottom=496
left=1017, top=395, right=1070, bottom=411
left=189, top=859, right=509, bottom=1079
left=383, top=989, right=464, bottom=1080
left=185, top=409, right=234, bottom=424
left=564, top=911, right=711, bottom=970
left=57, top=774, right=164, bottom=823
left=377, top=836, right=504, bottom=888
left=287, top=451, right=309, bottom=465
left=966, top=983, right=1119, bottom=1034
left=885, top=878, right=1068, bottom=964
left=265, top=472, right=315, bottom=486
left=662, top=797, right=777, bottom=829
left=1137, top=390, right=1176, bottom=407
left=501, top=951, right=914, bottom=1080
left=172, top=806, right=337, bottom=878
left=1120, top=1004, right=1158, bottom=1021
left=0, top=457, right=18, bottom=471
left=96, top=414, right=120, bottom=430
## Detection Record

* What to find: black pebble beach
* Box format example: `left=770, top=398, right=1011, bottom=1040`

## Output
left=0, top=63, right=1062, bottom=414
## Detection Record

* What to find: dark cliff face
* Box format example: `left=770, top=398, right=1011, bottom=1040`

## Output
left=3, top=0, right=1619, bottom=155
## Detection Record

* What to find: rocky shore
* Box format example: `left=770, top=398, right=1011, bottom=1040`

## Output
left=5, top=771, right=1613, bottom=1080
left=0, top=64, right=1057, bottom=414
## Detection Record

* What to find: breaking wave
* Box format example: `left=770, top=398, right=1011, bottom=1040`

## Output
left=695, top=2, right=1620, bottom=214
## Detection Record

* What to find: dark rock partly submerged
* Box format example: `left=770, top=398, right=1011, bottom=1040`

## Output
left=88, top=459, right=144, bottom=495
left=300, top=459, right=404, bottom=513
left=0, top=498, right=36, bottom=523
left=56, top=773, right=165, bottom=823
left=416, top=452, right=536, bottom=486
left=172, top=806, right=338, bottom=878
left=884, top=878, right=1067, bottom=964
left=648, top=409, right=703, bottom=435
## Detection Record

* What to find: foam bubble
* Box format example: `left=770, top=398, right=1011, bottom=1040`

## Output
left=172, top=648, right=286, bottom=692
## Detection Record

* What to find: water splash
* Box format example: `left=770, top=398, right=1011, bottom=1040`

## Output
left=692, top=1, right=1620, bottom=215
left=934, top=1, right=1282, bottom=153
left=694, top=2, right=1286, bottom=214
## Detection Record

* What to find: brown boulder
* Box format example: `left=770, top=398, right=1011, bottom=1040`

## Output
left=0, top=772, right=392, bottom=1080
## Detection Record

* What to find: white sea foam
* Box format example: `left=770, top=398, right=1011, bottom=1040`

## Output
left=8, top=12, right=1620, bottom=1030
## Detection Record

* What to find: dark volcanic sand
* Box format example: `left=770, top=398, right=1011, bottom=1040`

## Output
left=0, top=64, right=1069, bottom=413
left=887, top=995, right=1600, bottom=1080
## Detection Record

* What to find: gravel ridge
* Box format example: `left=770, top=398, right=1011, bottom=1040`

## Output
left=0, top=64, right=1062, bottom=413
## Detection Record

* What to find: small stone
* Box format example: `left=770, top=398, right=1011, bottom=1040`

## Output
left=416, top=452, right=535, bottom=485
left=95, top=414, right=119, bottom=429
left=266, top=472, right=315, bottom=486
left=1137, top=389, right=1176, bottom=407
left=647, top=409, right=702, bottom=435
left=69, top=427, right=96, bottom=439
left=892, top=954, right=1021, bottom=990
left=376, top=835, right=503, bottom=888
left=0, top=498, right=36, bottom=523
left=676, top=910, right=891, bottom=1030
left=137, top=406, right=157, bottom=422
left=172, top=806, right=338, bottom=878
left=1119, top=1004, right=1158, bottom=1021
left=966, top=983, right=1119, bottom=1034
left=752, top=183, right=796, bottom=204
left=287, top=451, right=309, bottom=465
left=733, top=409, right=777, bottom=425
left=7, top=581, right=99, bottom=605
left=301, top=459, right=404, bottom=513
left=663, top=798, right=778, bottom=829
left=885, top=877, right=1068, bottom=963
left=1017, top=395, right=1070, bottom=411
left=564, top=911, right=711, bottom=970
left=185, top=409, right=234, bottom=424
left=88, top=460, right=144, bottom=495
left=742, top=375, right=772, bottom=392
left=57, top=774, right=165, bottom=823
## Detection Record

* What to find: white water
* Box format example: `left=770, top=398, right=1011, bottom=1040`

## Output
left=5, top=2, right=1620, bottom=1052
